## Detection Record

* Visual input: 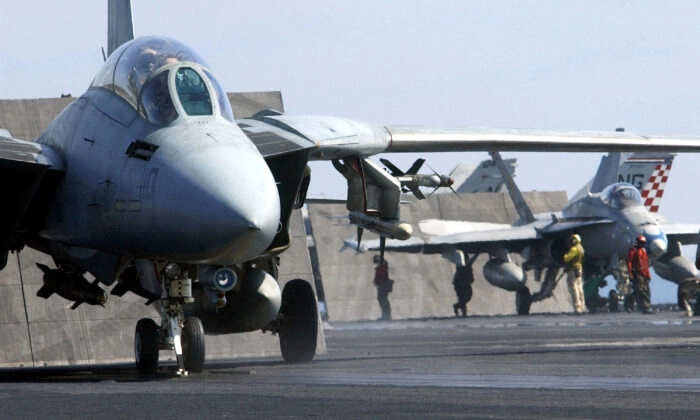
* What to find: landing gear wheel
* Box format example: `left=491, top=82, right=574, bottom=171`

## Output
left=515, top=287, right=532, bottom=315
left=608, top=290, right=619, bottom=312
left=182, top=316, right=205, bottom=373
left=135, top=318, right=160, bottom=374
left=279, top=279, right=318, bottom=362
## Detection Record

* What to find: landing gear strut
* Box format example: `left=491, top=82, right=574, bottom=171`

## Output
left=134, top=272, right=205, bottom=375
left=608, top=290, right=619, bottom=312
left=516, top=287, right=532, bottom=315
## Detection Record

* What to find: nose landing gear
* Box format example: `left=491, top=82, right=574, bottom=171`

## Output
left=134, top=273, right=205, bottom=375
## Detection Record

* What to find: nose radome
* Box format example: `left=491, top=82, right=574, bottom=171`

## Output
left=649, top=238, right=667, bottom=259
left=157, top=144, right=280, bottom=264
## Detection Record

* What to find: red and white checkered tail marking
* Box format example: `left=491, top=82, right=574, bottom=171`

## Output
left=640, top=164, right=671, bottom=213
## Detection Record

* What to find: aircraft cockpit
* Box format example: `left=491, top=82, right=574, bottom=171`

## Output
left=92, top=36, right=234, bottom=125
left=601, top=183, right=643, bottom=209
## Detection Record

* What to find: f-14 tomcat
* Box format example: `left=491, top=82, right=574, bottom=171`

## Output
left=3, top=1, right=700, bottom=375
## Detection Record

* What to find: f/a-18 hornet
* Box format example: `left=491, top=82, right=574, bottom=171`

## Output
left=414, top=151, right=699, bottom=314
left=2, top=0, right=700, bottom=374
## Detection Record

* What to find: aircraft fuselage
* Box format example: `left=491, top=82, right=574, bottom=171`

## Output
left=559, top=183, right=667, bottom=263
left=32, top=37, right=281, bottom=272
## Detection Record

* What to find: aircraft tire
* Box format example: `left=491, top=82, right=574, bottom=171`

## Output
left=135, top=318, right=160, bottom=374
left=608, top=290, right=619, bottom=312
left=515, top=287, right=532, bottom=315
left=183, top=316, right=205, bottom=373
left=279, top=279, right=318, bottom=362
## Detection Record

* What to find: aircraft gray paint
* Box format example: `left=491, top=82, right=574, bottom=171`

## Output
left=412, top=152, right=699, bottom=314
left=3, top=1, right=700, bottom=374
left=449, top=158, right=516, bottom=194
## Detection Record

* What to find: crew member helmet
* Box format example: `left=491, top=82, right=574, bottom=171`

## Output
left=636, top=235, right=646, bottom=245
left=570, top=233, right=581, bottom=245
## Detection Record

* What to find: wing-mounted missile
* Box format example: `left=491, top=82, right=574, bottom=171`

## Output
left=379, top=158, right=459, bottom=199
left=332, top=157, right=412, bottom=257
left=36, top=263, right=107, bottom=309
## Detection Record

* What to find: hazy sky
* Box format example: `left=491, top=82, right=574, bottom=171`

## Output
left=2, top=1, right=700, bottom=302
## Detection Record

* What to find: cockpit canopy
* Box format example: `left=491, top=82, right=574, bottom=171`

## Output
left=92, top=36, right=234, bottom=124
left=601, top=183, right=643, bottom=210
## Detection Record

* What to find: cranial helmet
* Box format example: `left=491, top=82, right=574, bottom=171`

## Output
left=571, top=233, right=581, bottom=245
left=636, top=235, right=647, bottom=245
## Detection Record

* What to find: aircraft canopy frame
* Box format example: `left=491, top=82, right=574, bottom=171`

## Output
left=92, top=36, right=234, bottom=123
left=601, top=183, right=644, bottom=209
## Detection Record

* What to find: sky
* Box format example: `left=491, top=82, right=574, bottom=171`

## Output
left=2, top=0, right=700, bottom=303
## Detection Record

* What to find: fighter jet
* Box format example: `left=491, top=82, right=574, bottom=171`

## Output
left=3, top=0, right=700, bottom=374
left=413, top=152, right=699, bottom=314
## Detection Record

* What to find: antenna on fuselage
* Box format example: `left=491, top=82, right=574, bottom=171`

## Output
left=108, top=0, right=134, bottom=57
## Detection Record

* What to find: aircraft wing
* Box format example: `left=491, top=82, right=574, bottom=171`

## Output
left=353, top=217, right=614, bottom=254
left=0, top=130, right=64, bottom=265
left=419, top=218, right=614, bottom=255
left=383, top=127, right=700, bottom=154
left=236, top=114, right=316, bottom=158
left=0, top=130, right=57, bottom=165
left=342, top=237, right=425, bottom=253
left=236, top=113, right=700, bottom=160
left=659, top=223, right=700, bottom=245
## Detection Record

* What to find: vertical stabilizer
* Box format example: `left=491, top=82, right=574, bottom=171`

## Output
left=489, top=152, right=534, bottom=224
left=451, top=158, right=516, bottom=194
left=570, top=152, right=675, bottom=209
left=632, top=155, right=674, bottom=213
left=108, top=0, right=134, bottom=56
left=589, top=152, right=622, bottom=193
left=570, top=152, right=623, bottom=203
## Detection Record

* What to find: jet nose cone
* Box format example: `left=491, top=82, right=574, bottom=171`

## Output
left=649, top=238, right=667, bottom=259
left=157, top=144, right=280, bottom=264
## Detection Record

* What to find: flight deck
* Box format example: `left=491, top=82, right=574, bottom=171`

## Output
left=1, top=312, right=698, bottom=419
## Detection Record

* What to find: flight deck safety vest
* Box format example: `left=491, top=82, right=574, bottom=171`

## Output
left=563, top=243, right=584, bottom=272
